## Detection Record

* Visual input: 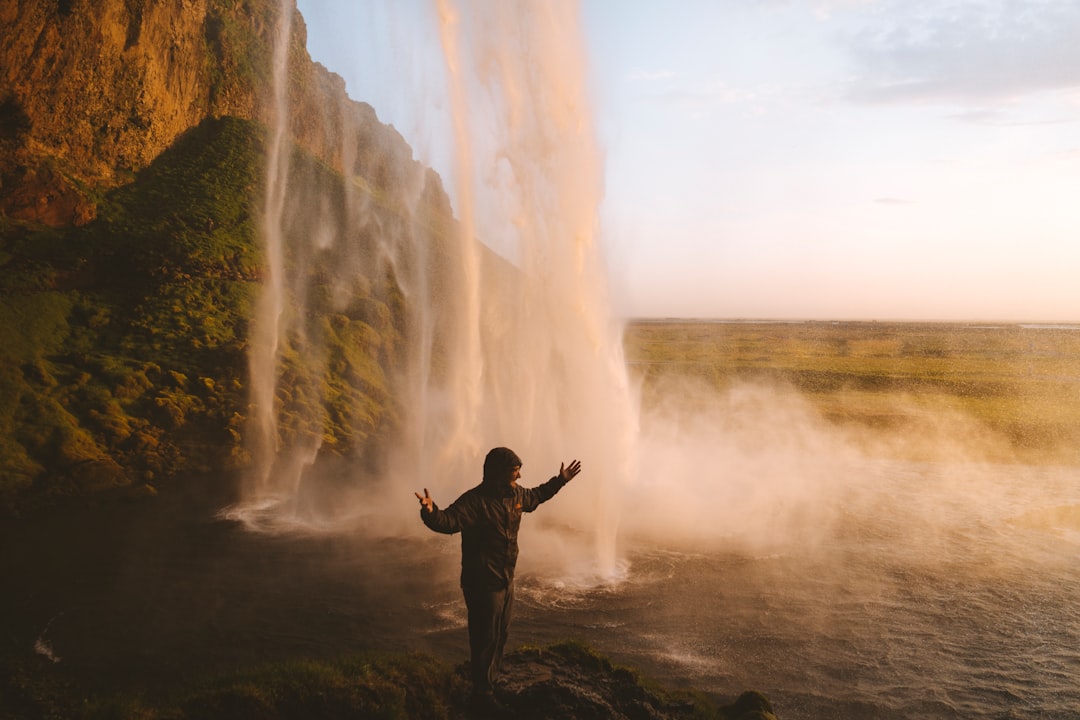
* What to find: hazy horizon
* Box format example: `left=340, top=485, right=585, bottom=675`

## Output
left=624, top=315, right=1080, bottom=325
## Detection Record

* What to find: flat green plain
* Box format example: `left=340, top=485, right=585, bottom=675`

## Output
left=624, top=320, right=1080, bottom=465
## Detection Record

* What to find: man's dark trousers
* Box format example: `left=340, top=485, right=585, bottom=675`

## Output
left=463, top=583, right=514, bottom=696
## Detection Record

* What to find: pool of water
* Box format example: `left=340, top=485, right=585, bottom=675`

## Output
left=3, top=460, right=1078, bottom=719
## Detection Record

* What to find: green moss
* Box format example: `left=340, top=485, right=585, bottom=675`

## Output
left=0, top=292, right=76, bottom=360
left=0, top=104, right=449, bottom=513
left=91, top=116, right=263, bottom=292
left=0, top=117, right=268, bottom=513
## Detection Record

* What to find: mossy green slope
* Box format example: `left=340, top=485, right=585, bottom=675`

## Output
left=0, top=117, right=259, bottom=513
left=0, top=116, right=408, bottom=515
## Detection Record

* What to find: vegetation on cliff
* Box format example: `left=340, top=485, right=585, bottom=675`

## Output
left=1, top=117, right=256, bottom=513
left=0, top=114, right=430, bottom=515
left=1, top=0, right=464, bottom=515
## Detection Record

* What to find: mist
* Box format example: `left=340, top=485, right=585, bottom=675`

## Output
left=222, top=0, right=1080, bottom=593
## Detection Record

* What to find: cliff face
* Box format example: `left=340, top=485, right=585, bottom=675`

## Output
left=0, top=0, right=457, bottom=514
left=0, top=0, right=416, bottom=226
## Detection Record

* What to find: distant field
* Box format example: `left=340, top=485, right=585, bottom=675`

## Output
left=623, top=320, right=1080, bottom=464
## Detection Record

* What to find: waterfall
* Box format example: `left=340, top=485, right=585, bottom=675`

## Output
left=430, top=0, right=637, bottom=579
left=230, top=0, right=637, bottom=582
left=244, top=0, right=295, bottom=501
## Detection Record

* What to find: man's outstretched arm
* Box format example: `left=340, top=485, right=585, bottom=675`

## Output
left=414, top=487, right=475, bottom=533
left=522, top=458, right=582, bottom=511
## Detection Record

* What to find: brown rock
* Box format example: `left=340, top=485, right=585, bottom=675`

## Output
left=0, top=0, right=421, bottom=227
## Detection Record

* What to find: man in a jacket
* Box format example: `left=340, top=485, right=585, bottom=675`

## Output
left=415, top=447, right=582, bottom=711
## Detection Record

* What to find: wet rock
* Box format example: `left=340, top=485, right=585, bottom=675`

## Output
left=483, top=642, right=778, bottom=720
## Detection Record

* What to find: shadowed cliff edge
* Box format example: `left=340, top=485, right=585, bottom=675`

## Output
left=2, top=641, right=777, bottom=720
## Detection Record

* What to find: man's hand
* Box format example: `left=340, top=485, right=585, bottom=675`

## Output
left=559, top=459, right=582, bottom=483
left=414, top=488, right=434, bottom=512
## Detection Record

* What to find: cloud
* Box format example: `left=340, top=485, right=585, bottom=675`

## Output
left=838, top=0, right=1080, bottom=106
left=947, top=108, right=1080, bottom=126
left=947, top=108, right=1007, bottom=125
left=875, top=197, right=915, bottom=205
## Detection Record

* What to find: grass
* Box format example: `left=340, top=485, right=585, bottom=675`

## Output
left=0, top=650, right=466, bottom=720
left=625, top=319, right=1080, bottom=464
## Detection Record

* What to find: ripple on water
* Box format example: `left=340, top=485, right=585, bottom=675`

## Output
left=498, top=460, right=1080, bottom=720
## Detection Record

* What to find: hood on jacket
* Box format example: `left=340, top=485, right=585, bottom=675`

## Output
left=482, top=446, right=522, bottom=489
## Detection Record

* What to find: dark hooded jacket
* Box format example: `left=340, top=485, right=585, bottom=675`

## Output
left=421, top=472, right=569, bottom=590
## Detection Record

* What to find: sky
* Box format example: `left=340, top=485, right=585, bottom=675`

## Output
left=295, top=0, right=1080, bottom=322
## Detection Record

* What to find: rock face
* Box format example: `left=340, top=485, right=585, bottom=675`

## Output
left=0, top=0, right=453, bottom=513
left=0, top=0, right=414, bottom=226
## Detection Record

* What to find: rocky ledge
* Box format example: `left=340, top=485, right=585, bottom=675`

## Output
left=2, top=640, right=778, bottom=720
left=481, top=642, right=777, bottom=720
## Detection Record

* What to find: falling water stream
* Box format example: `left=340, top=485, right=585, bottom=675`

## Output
left=245, top=0, right=296, bottom=499
left=229, top=0, right=636, bottom=581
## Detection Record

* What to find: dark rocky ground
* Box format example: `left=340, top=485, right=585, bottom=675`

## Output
left=488, top=642, right=777, bottom=720
left=0, top=489, right=779, bottom=720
